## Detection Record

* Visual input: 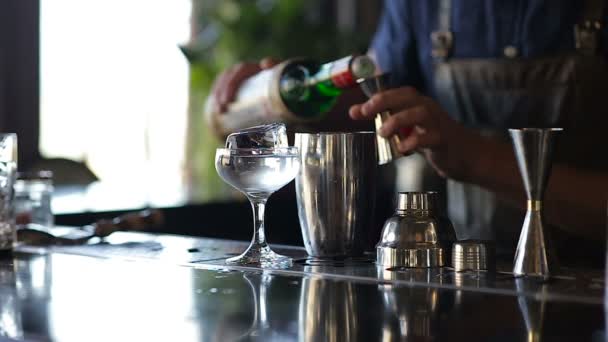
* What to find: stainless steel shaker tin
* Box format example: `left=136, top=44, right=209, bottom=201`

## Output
left=295, top=132, right=377, bottom=257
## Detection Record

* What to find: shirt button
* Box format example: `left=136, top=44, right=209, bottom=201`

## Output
left=503, top=45, right=518, bottom=58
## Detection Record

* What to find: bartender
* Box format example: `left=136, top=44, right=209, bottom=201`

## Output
left=212, top=0, right=608, bottom=265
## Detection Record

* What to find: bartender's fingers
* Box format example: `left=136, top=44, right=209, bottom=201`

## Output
left=398, top=128, right=441, bottom=153
left=360, top=86, right=421, bottom=118
left=349, top=87, right=421, bottom=120
left=378, top=105, right=429, bottom=137
left=349, top=103, right=365, bottom=120
left=215, top=62, right=262, bottom=112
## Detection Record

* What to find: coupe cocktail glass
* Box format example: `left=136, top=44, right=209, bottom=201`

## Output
left=215, top=147, right=300, bottom=268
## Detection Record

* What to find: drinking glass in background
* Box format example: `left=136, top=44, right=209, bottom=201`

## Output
left=14, top=171, right=54, bottom=232
left=0, top=134, right=18, bottom=252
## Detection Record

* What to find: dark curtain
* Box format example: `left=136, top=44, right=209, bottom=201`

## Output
left=0, top=0, right=40, bottom=170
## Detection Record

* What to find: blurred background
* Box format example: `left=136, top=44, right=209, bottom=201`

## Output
left=35, top=0, right=380, bottom=199
left=0, top=0, right=381, bottom=242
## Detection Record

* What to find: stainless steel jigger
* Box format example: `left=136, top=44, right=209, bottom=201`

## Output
left=357, top=73, right=403, bottom=165
left=509, top=128, right=562, bottom=279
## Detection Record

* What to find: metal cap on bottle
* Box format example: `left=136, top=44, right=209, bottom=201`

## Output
left=451, top=240, right=495, bottom=272
left=350, top=55, right=376, bottom=80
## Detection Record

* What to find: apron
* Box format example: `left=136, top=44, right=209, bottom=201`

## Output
left=431, top=0, right=608, bottom=259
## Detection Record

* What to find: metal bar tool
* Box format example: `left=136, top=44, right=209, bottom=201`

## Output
left=357, top=73, right=403, bottom=165
left=509, top=128, right=562, bottom=279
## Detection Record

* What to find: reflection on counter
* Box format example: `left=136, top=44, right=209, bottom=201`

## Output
left=192, top=270, right=300, bottom=341
left=1, top=253, right=53, bottom=340
left=0, top=261, right=22, bottom=340
left=299, top=276, right=361, bottom=342
left=2, top=239, right=606, bottom=341
left=379, top=283, right=454, bottom=340
left=516, top=278, right=546, bottom=342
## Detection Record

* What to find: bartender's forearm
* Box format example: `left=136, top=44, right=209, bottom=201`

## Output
left=464, top=135, right=525, bottom=204
left=543, top=166, right=608, bottom=239
left=464, top=135, right=607, bottom=239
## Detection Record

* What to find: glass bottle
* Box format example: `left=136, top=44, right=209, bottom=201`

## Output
left=205, top=55, right=376, bottom=137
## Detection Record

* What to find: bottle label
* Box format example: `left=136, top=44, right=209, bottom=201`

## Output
left=220, top=68, right=283, bottom=132
left=329, top=56, right=356, bottom=88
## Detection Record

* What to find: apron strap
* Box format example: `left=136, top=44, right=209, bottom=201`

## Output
left=574, top=0, right=605, bottom=55
left=431, top=0, right=453, bottom=60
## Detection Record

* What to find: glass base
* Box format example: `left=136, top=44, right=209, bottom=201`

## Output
left=226, top=243, right=292, bottom=269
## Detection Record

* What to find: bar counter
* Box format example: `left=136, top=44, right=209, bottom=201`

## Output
left=3, top=231, right=605, bottom=341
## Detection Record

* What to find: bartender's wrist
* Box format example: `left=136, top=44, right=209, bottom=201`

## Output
left=460, top=132, right=522, bottom=197
left=421, top=122, right=481, bottom=182
left=453, top=128, right=492, bottom=183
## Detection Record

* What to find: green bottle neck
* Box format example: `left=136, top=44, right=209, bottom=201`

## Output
left=280, top=55, right=374, bottom=119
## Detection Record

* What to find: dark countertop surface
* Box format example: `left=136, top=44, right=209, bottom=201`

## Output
left=3, top=231, right=607, bottom=341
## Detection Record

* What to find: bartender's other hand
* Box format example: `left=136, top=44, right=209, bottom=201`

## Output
left=212, top=57, right=280, bottom=113
left=348, top=87, right=478, bottom=180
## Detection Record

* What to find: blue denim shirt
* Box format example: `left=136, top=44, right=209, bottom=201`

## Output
left=371, top=0, right=608, bottom=96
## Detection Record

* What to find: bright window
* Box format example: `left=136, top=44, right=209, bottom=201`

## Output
left=40, top=1, right=191, bottom=191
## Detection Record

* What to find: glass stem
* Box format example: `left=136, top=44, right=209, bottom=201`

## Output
left=249, top=197, right=268, bottom=249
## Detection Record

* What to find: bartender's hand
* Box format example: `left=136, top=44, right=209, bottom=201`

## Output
left=351, top=86, right=608, bottom=241
left=211, top=58, right=280, bottom=113
left=349, top=87, right=482, bottom=180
